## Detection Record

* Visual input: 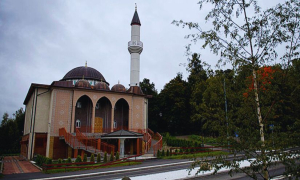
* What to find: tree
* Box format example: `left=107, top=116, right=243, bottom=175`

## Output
left=174, top=0, right=300, bottom=179
left=140, top=78, right=160, bottom=132
left=159, top=73, right=190, bottom=135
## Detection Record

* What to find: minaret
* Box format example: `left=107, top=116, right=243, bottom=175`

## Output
left=128, top=4, right=143, bottom=94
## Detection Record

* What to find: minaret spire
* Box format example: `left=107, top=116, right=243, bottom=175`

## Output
left=128, top=5, right=143, bottom=94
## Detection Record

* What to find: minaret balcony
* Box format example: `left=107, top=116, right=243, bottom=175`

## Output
left=128, top=40, right=143, bottom=48
left=128, top=40, right=143, bottom=54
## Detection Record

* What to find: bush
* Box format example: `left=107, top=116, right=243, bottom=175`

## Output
left=175, top=149, right=178, bottom=155
left=90, top=154, right=95, bottom=162
left=35, top=154, right=47, bottom=167
left=116, top=151, right=120, bottom=160
left=104, top=152, right=107, bottom=163
left=162, top=150, right=165, bottom=156
left=157, top=150, right=160, bottom=157
left=75, top=155, right=82, bottom=163
left=67, top=157, right=72, bottom=163
left=83, top=154, right=87, bottom=162
left=110, top=152, right=114, bottom=162
left=97, top=153, right=101, bottom=163
left=58, top=158, right=62, bottom=164
left=166, top=149, right=170, bottom=156
left=46, top=158, right=52, bottom=165
left=180, top=149, right=183, bottom=154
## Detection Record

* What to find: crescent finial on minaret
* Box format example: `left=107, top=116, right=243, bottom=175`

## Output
left=85, top=61, right=87, bottom=67
left=135, top=3, right=137, bottom=11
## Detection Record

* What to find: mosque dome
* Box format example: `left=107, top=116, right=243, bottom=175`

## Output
left=75, top=80, right=91, bottom=88
left=95, top=82, right=110, bottom=91
left=62, top=66, right=108, bottom=85
left=111, top=84, right=126, bottom=92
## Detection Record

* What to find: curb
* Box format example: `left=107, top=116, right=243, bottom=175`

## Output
left=30, top=161, right=43, bottom=171
left=32, top=160, right=194, bottom=180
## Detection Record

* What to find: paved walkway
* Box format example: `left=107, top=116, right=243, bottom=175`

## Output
left=2, top=156, right=40, bottom=175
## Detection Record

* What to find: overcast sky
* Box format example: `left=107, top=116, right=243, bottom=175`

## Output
left=0, top=0, right=283, bottom=119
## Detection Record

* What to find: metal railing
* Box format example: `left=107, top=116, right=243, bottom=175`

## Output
left=152, top=132, right=163, bottom=156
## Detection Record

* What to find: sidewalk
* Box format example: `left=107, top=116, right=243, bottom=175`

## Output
left=2, top=156, right=40, bottom=175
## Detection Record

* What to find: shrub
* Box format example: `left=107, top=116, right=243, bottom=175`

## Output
left=97, top=153, right=101, bottom=163
left=75, top=155, right=82, bottom=163
left=180, top=149, right=183, bottom=154
left=162, top=150, right=165, bottom=156
left=62, top=159, right=66, bottom=163
left=104, top=152, right=107, bottom=163
left=83, top=154, right=87, bottom=162
left=166, top=149, right=170, bottom=156
left=46, top=158, right=52, bottom=165
left=36, top=154, right=47, bottom=167
left=67, top=157, right=72, bottom=163
left=58, top=158, right=62, bottom=164
left=116, top=151, right=120, bottom=160
left=110, top=152, right=114, bottom=162
left=90, top=154, right=95, bottom=163
left=157, top=150, right=160, bottom=157
left=175, top=149, right=178, bottom=155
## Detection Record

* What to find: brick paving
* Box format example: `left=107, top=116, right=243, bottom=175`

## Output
left=2, top=156, right=40, bottom=175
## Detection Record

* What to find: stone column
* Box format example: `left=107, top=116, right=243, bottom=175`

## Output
left=120, top=138, right=125, bottom=158
left=111, top=108, right=114, bottom=133
left=91, top=107, right=95, bottom=133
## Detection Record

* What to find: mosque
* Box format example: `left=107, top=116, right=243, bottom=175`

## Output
left=20, top=7, right=159, bottom=160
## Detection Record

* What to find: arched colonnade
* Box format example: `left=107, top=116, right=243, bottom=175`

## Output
left=70, top=94, right=131, bottom=134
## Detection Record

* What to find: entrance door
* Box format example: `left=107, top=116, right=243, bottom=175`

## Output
left=94, top=117, right=103, bottom=133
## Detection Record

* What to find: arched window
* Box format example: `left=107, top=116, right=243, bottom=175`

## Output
left=76, top=119, right=81, bottom=128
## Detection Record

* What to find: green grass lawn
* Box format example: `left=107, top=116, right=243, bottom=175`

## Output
left=159, top=151, right=229, bottom=159
left=43, top=161, right=142, bottom=174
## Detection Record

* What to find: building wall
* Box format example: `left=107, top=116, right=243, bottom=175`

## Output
left=34, top=88, right=51, bottom=133
left=24, top=91, right=34, bottom=135
left=50, top=89, right=73, bottom=136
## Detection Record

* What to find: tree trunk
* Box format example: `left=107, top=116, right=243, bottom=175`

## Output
left=252, top=68, right=268, bottom=179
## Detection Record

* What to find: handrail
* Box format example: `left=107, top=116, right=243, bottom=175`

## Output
left=76, top=128, right=115, bottom=155
left=152, top=132, right=163, bottom=156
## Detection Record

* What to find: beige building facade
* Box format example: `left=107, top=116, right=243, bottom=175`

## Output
left=21, top=7, right=154, bottom=160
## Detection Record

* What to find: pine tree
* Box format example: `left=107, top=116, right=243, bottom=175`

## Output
left=90, top=154, right=95, bottom=163
left=97, top=153, right=101, bottom=163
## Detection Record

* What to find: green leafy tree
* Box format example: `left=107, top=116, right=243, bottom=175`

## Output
left=174, top=0, right=300, bottom=179
left=140, top=78, right=160, bottom=132
left=159, top=73, right=190, bottom=135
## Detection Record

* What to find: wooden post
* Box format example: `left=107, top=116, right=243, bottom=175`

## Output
left=81, top=150, right=84, bottom=160
left=97, top=139, right=101, bottom=150
left=74, top=149, right=78, bottom=158
left=136, top=139, right=140, bottom=155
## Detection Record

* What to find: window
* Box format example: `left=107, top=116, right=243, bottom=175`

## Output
left=76, top=119, right=81, bottom=128
left=113, top=121, right=117, bottom=128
